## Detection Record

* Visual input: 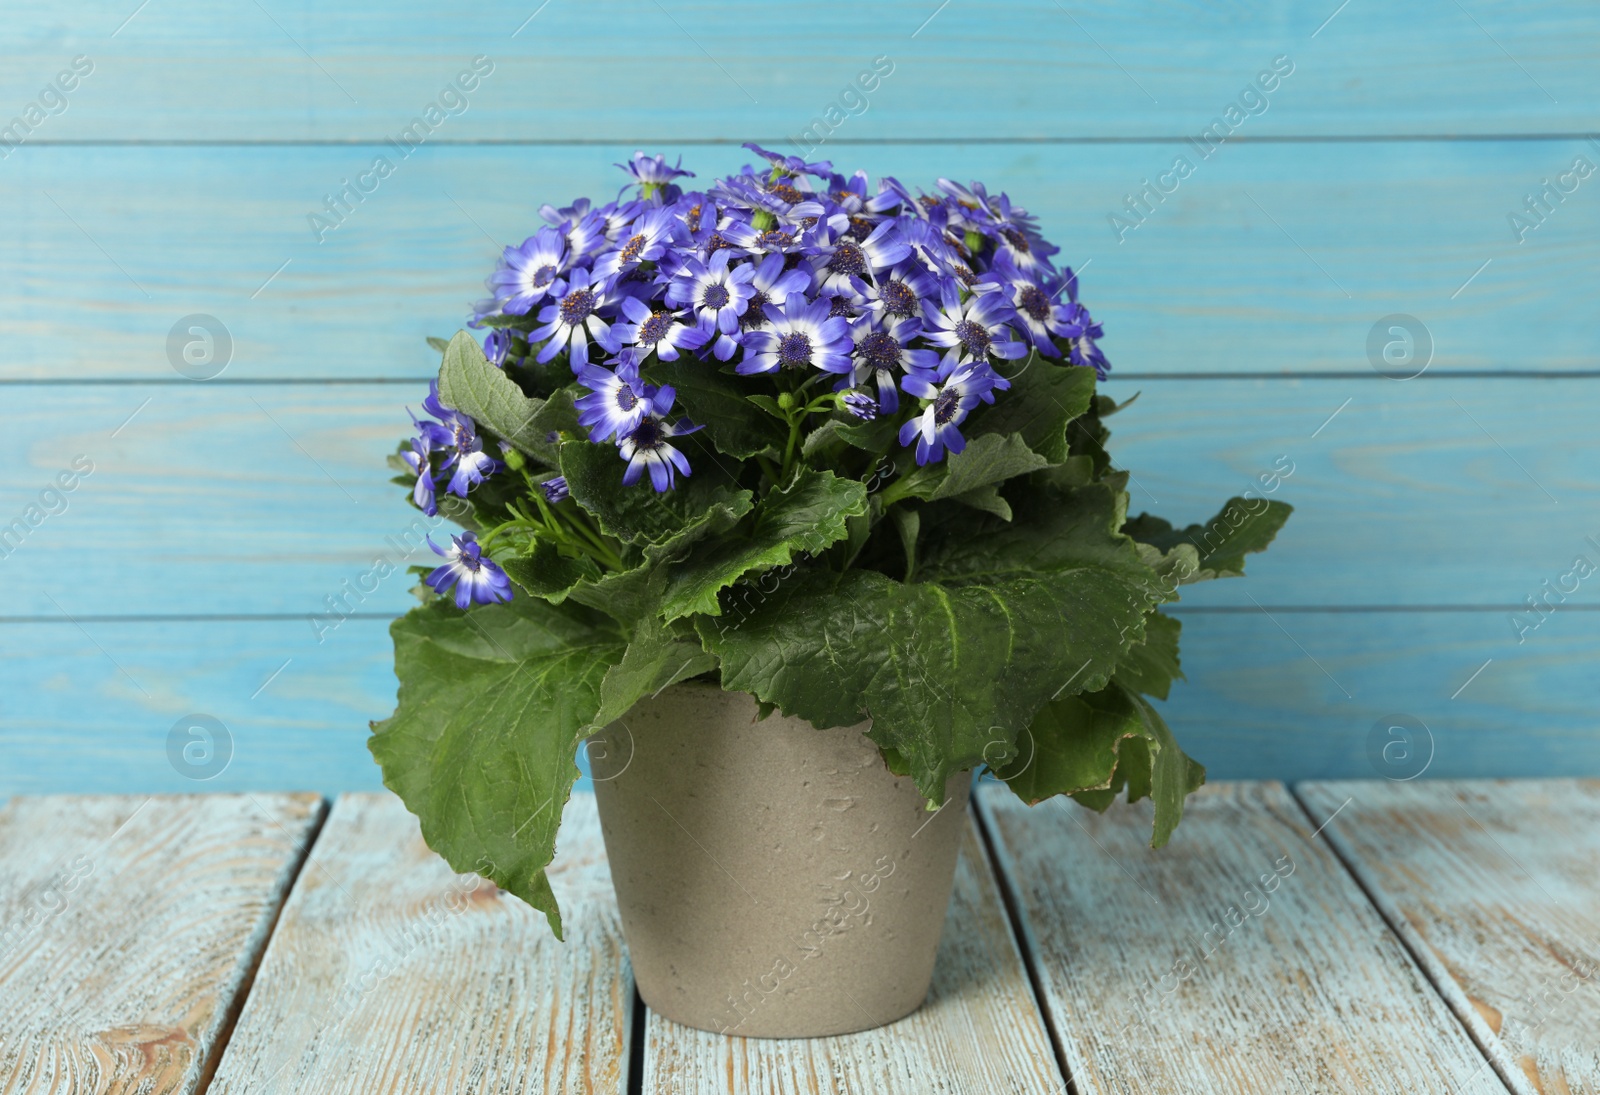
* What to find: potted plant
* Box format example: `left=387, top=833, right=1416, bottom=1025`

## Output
left=371, top=146, right=1290, bottom=1037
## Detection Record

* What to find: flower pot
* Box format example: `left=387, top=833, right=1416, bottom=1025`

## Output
left=588, top=682, right=971, bottom=1038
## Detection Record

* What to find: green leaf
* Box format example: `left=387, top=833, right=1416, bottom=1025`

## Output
left=890, top=506, right=919, bottom=578
left=427, top=336, right=451, bottom=353
left=436, top=331, right=557, bottom=462
left=592, top=616, right=718, bottom=726
left=886, top=432, right=1051, bottom=507
left=994, top=681, right=1204, bottom=847
left=559, top=438, right=751, bottom=547
left=1124, top=497, right=1292, bottom=583
left=499, top=538, right=601, bottom=603
left=949, top=483, right=1012, bottom=520
left=969, top=356, right=1097, bottom=462
left=648, top=359, right=785, bottom=459
left=1112, top=611, right=1183, bottom=700
left=369, top=596, right=626, bottom=938
left=660, top=469, right=868, bottom=620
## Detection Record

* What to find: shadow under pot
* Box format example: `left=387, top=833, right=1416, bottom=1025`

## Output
left=588, top=682, right=971, bottom=1038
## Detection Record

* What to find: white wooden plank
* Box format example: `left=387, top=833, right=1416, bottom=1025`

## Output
left=978, top=780, right=1507, bottom=1094
left=641, top=814, right=1063, bottom=1095
left=208, top=790, right=631, bottom=1094
left=0, top=792, right=323, bottom=1095
left=1298, top=779, right=1600, bottom=1095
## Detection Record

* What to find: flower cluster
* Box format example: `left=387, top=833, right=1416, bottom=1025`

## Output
left=399, top=147, right=1112, bottom=606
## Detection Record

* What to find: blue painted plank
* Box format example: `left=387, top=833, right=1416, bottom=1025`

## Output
left=3, top=379, right=1594, bottom=615
left=2, top=1, right=1595, bottom=139
left=4, top=141, right=1597, bottom=380
left=2, top=610, right=1593, bottom=796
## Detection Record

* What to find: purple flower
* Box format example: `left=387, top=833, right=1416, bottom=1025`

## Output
left=426, top=531, right=514, bottom=608
left=812, top=219, right=911, bottom=295
left=737, top=252, right=812, bottom=336
left=898, top=361, right=1009, bottom=465
left=921, top=281, right=1028, bottom=369
left=612, top=296, right=711, bottom=364
left=738, top=294, right=853, bottom=376
left=846, top=314, right=938, bottom=413
left=618, top=150, right=694, bottom=196
left=574, top=362, right=654, bottom=442
left=413, top=381, right=503, bottom=498
left=400, top=435, right=438, bottom=516
left=530, top=267, right=622, bottom=367
left=482, top=328, right=511, bottom=367
left=842, top=390, right=879, bottom=420
left=665, top=249, right=756, bottom=360
left=542, top=476, right=570, bottom=503
left=618, top=408, right=703, bottom=492
left=488, top=227, right=569, bottom=316
left=1062, top=302, right=1111, bottom=378
left=742, top=142, right=833, bottom=180
left=593, top=206, right=683, bottom=280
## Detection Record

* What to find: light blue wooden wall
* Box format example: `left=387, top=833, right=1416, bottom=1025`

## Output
left=3, top=1, right=1597, bottom=796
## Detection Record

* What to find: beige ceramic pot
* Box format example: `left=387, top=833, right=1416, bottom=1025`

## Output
left=587, top=682, right=970, bottom=1038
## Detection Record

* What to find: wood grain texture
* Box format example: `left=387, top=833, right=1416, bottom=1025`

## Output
left=4, top=139, right=1597, bottom=380
left=5, top=607, right=1598, bottom=798
left=0, top=792, right=322, bottom=1095
left=6, top=379, right=1598, bottom=617
left=978, top=780, right=1506, bottom=1094
left=2, top=1, right=1596, bottom=139
left=1297, top=780, right=1600, bottom=1095
left=640, top=814, right=1063, bottom=1095
left=208, top=790, right=631, bottom=1095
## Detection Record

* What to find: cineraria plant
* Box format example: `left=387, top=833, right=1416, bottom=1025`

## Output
left=371, top=146, right=1291, bottom=937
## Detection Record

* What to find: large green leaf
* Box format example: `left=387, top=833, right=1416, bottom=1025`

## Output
left=1124, top=497, right=1292, bottom=583
left=992, top=681, right=1205, bottom=847
left=969, top=356, right=1097, bottom=462
left=559, top=438, right=750, bottom=546
left=885, top=432, right=1050, bottom=509
left=1112, top=611, right=1183, bottom=701
left=369, top=595, right=626, bottom=938
left=498, top=538, right=600, bottom=603
left=592, top=616, right=718, bottom=727
left=660, top=469, right=868, bottom=620
left=436, top=331, right=561, bottom=463
left=648, top=358, right=786, bottom=460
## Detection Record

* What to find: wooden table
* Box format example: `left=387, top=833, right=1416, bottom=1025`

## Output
left=2, top=780, right=1595, bottom=1094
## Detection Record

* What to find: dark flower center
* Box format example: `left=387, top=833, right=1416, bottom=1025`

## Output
left=1002, top=226, right=1031, bottom=253
left=770, top=183, right=805, bottom=204
left=701, top=284, right=730, bottom=310
left=758, top=229, right=794, bottom=251
left=847, top=216, right=875, bottom=241
left=859, top=331, right=900, bottom=370
left=933, top=389, right=961, bottom=425
left=533, top=264, right=557, bottom=287
left=918, top=196, right=941, bottom=212
left=629, top=416, right=663, bottom=449
left=560, top=288, right=596, bottom=324
left=620, top=233, right=648, bottom=264
left=614, top=384, right=638, bottom=412
left=741, top=290, right=770, bottom=329
left=880, top=279, right=916, bottom=317
left=954, top=319, right=992, bottom=357
left=778, top=332, right=813, bottom=366
left=829, top=242, right=866, bottom=277
left=637, top=311, right=673, bottom=346
left=685, top=203, right=704, bottom=233
left=827, top=295, right=854, bottom=318
left=1018, top=284, right=1051, bottom=321
left=706, top=232, right=732, bottom=255
left=952, top=264, right=977, bottom=287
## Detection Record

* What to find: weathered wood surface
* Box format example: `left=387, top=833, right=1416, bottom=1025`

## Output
left=640, top=813, right=1063, bottom=1095
left=5, top=608, right=1598, bottom=799
left=5, top=140, right=1597, bottom=380
left=208, top=790, right=632, bottom=1094
left=0, top=792, right=323, bottom=1095
left=1298, top=780, right=1600, bottom=1095
left=978, top=780, right=1507, bottom=1093
left=7, top=379, right=1596, bottom=617
left=3, top=1, right=1595, bottom=139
